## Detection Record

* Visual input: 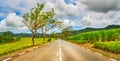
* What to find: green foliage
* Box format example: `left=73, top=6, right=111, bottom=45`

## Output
left=0, top=31, right=21, bottom=44
left=70, top=25, right=120, bottom=35
left=0, top=38, right=55, bottom=56
left=94, top=41, right=120, bottom=53
left=69, top=40, right=86, bottom=44
left=23, top=3, right=57, bottom=45
left=47, top=38, right=51, bottom=42
left=68, top=29, right=120, bottom=43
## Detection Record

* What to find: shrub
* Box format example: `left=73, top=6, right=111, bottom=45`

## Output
left=47, top=38, right=51, bottom=42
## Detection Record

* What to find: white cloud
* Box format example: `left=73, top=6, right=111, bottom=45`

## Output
left=80, top=0, right=120, bottom=13
left=54, top=0, right=79, bottom=18
left=63, top=19, right=75, bottom=27
left=0, top=0, right=120, bottom=32
left=43, top=0, right=81, bottom=20
left=80, top=15, right=118, bottom=28
left=0, top=13, right=26, bottom=31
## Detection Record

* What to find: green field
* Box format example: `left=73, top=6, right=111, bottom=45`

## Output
left=68, top=28, right=120, bottom=53
left=68, top=29, right=120, bottom=43
left=94, top=41, right=120, bottom=53
left=0, top=38, right=54, bottom=56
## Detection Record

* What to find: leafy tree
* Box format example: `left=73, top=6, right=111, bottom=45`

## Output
left=0, top=31, right=15, bottom=44
left=40, top=9, right=55, bottom=42
left=41, top=15, right=63, bottom=42
left=23, top=3, right=46, bottom=46
left=61, top=27, right=73, bottom=39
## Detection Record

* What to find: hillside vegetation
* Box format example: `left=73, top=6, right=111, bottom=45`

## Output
left=68, top=28, right=120, bottom=53
left=68, top=28, right=120, bottom=43
left=70, top=25, right=120, bottom=35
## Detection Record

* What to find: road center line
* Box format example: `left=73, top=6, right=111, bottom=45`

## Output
left=59, top=39, right=62, bottom=61
left=59, top=48, right=62, bottom=61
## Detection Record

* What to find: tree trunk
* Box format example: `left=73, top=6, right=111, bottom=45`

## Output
left=43, top=33, right=46, bottom=43
left=32, top=33, right=35, bottom=46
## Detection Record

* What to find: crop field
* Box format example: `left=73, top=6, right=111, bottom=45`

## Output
left=94, top=41, right=120, bottom=53
left=68, top=29, right=120, bottom=43
left=0, top=38, right=54, bottom=56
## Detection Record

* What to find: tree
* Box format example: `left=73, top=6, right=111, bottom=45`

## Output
left=23, top=3, right=46, bottom=46
left=40, top=11, right=63, bottom=42
left=40, top=9, right=55, bottom=42
left=61, top=27, right=73, bottom=39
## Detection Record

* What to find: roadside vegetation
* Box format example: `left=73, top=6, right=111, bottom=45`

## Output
left=68, top=28, right=120, bottom=43
left=68, top=28, right=120, bottom=53
left=0, top=37, right=54, bottom=56
left=0, top=3, right=62, bottom=56
left=0, top=31, right=20, bottom=44
left=94, top=41, right=120, bottom=53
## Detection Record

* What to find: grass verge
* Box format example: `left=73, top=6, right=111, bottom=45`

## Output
left=0, top=37, right=55, bottom=56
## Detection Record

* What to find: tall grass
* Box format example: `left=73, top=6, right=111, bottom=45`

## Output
left=94, top=41, right=120, bottom=53
left=0, top=38, right=55, bottom=56
left=68, top=29, right=120, bottom=43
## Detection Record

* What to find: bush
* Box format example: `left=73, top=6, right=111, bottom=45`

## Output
left=47, top=38, right=51, bottom=42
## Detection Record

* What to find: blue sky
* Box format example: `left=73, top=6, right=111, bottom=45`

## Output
left=0, top=0, right=120, bottom=33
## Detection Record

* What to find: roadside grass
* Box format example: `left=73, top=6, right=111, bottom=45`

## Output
left=0, top=37, right=55, bottom=56
left=68, top=28, right=120, bottom=43
left=79, top=43, right=120, bottom=61
left=94, top=41, right=120, bottom=53
left=90, top=46, right=120, bottom=61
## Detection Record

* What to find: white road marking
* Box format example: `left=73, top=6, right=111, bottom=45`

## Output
left=59, top=48, right=62, bottom=61
left=86, top=49, right=91, bottom=52
left=3, top=57, right=12, bottom=61
left=59, top=39, right=62, bottom=61
left=19, top=52, right=26, bottom=55
left=57, top=52, right=59, bottom=56
left=81, top=47, right=85, bottom=49
left=94, top=52, right=103, bottom=56
left=110, top=58, right=117, bottom=61
left=59, top=40, right=60, bottom=48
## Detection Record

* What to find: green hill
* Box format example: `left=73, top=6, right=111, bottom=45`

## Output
left=70, top=25, right=120, bottom=35
left=68, top=28, right=120, bottom=43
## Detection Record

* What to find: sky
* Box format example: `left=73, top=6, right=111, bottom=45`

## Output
left=0, top=0, right=120, bottom=33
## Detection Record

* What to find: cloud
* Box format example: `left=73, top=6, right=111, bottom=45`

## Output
left=0, top=0, right=45, bottom=17
left=0, top=13, right=26, bottom=31
left=80, top=15, right=120, bottom=28
left=81, top=0, right=120, bottom=13
left=50, top=0, right=79, bottom=19
left=0, top=0, right=120, bottom=32
left=42, top=0, right=81, bottom=19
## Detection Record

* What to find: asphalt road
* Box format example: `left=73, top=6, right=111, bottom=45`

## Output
left=10, top=39, right=111, bottom=61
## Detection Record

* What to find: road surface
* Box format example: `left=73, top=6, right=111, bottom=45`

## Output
left=10, top=39, right=111, bottom=61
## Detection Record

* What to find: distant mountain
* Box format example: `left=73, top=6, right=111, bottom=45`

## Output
left=105, top=25, right=120, bottom=29
left=0, top=32, right=49, bottom=37
left=14, top=33, right=42, bottom=37
left=71, top=25, right=120, bottom=35
left=14, top=33, right=50, bottom=37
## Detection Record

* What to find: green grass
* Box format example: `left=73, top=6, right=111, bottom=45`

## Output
left=94, top=41, right=120, bottom=53
left=0, top=37, right=55, bottom=56
left=68, top=29, right=120, bottom=43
